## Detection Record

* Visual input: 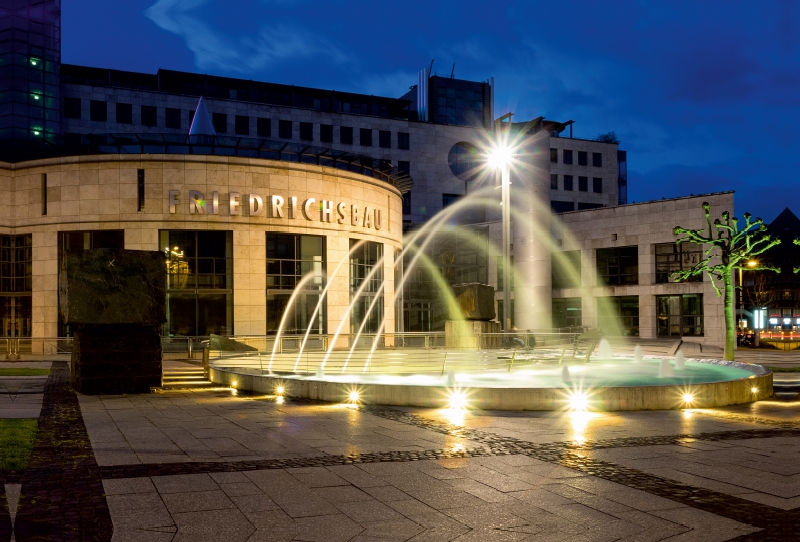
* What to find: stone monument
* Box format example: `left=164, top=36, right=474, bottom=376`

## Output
left=445, top=283, right=501, bottom=348
left=60, top=249, right=167, bottom=394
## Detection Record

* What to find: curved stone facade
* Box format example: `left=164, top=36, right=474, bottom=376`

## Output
left=0, top=155, right=403, bottom=349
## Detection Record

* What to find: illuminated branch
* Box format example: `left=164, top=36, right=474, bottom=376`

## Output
left=672, top=202, right=780, bottom=361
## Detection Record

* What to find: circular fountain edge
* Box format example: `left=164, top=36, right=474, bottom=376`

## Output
left=209, top=360, right=773, bottom=411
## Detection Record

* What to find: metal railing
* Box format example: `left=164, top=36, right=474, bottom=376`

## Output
left=206, top=331, right=585, bottom=376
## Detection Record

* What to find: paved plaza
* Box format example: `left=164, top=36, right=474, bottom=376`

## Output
left=2, top=357, right=800, bottom=541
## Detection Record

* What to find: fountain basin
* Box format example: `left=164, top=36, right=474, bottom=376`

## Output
left=210, top=356, right=772, bottom=411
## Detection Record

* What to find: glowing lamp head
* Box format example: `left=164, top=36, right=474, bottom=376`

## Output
left=487, top=145, right=513, bottom=169
left=276, top=385, right=285, bottom=395
left=751, top=387, right=758, bottom=394
left=682, top=393, right=694, bottom=404
left=747, top=260, right=758, bottom=268
left=348, top=390, right=360, bottom=403
left=448, top=390, right=468, bottom=410
left=231, top=380, right=237, bottom=388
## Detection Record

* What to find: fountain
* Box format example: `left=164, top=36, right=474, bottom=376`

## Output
left=675, top=350, right=686, bottom=370
left=204, top=183, right=772, bottom=411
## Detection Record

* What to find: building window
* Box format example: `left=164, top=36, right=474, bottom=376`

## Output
left=0, top=235, right=33, bottom=338
left=398, top=161, right=410, bottom=176
left=578, top=151, right=588, bottom=166
left=401, top=192, right=412, bottom=215
left=593, top=152, right=603, bottom=167
left=596, top=246, right=638, bottom=285
left=64, top=97, right=81, bottom=119
left=360, top=128, right=372, bottom=146
left=278, top=120, right=292, bottom=139
left=266, top=233, right=325, bottom=335
left=442, top=193, right=460, bottom=208
left=550, top=148, right=558, bottom=163
left=115, top=103, right=132, bottom=124
left=161, top=230, right=233, bottom=336
left=597, top=296, right=639, bottom=336
left=552, top=251, right=581, bottom=289
left=564, top=175, right=573, bottom=191
left=657, top=294, right=704, bottom=337
left=340, top=126, right=353, bottom=145
left=551, top=201, right=575, bottom=213
left=553, top=298, right=582, bottom=329
left=320, top=124, right=333, bottom=143
left=90, top=100, right=107, bottom=122
left=578, top=176, right=588, bottom=192
left=655, top=243, right=703, bottom=284
left=404, top=302, right=431, bottom=332
left=141, top=105, right=157, bottom=127
left=257, top=117, right=271, bottom=137
left=592, top=177, right=602, bottom=193
left=563, top=149, right=573, bottom=165
left=211, top=112, right=226, bottom=133
left=550, top=174, right=558, bottom=189
left=378, top=130, right=391, bottom=148
left=497, top=300, right=515, bottom=327
left=235, top=115, right=249, bottom=136
left=163, top=108, right=182, bottom=129
left=298, top=122, right=313, bottom=141
left=350, top=240, right=383, bottom=334
left=137, top=169, right=145, bottom=212
left=398, top=132, right=410, bottom=150
left=41, top=173, right=47, bottom=215
left=496, top=256, right=514, bottom=291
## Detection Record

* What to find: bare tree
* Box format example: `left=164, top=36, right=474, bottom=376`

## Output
left=672, top=203, right=780, bottom=360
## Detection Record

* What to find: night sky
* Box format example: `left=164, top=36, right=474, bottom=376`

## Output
left=64, top=0, right=799, bottom=222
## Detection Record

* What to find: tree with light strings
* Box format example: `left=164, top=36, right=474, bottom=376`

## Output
left=672, top=203, right=780, bottom=360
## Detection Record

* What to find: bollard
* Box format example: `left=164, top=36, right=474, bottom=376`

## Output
left=202, top=346, right=210, bottom=379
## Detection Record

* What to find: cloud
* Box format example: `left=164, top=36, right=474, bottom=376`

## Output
left=144, top=0, right=351, bottom=73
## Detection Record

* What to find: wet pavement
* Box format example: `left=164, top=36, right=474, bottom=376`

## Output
left=3, top=359, right=800, bottom=540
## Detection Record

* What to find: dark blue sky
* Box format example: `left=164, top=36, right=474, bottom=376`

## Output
left=64, top=0, right=799, bottom=221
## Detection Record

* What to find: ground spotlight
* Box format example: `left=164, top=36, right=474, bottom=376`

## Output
left=232, top=380, right=237, bottom=388
left=448, top=389, right=468, bottom=410
left=751, top=387, right=758, bottom=394
left=682, top=393, right=694, bottom=404
left=276, top=385, right=285, bottom=395
left=348, top=390, right=360, bottom=403
left=567, top=390, right=590, bottom=411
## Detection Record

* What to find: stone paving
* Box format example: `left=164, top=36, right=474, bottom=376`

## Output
left=3, top=360, right=800, bottom=540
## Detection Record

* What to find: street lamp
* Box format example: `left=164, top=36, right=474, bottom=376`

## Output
left=487, top=145, right=513, bottom=333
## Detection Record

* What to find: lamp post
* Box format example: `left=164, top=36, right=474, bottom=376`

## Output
left=488, top=146, right=512, bottom=333
left=740, top=259, right=757, bottom=347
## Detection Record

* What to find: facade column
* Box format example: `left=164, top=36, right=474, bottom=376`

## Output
left=638, top=244, right=656, bottom=339
left=233, top=229, right=266, bottom=336
left=382, top=243, right=396, bottom=346
left=326, top=235, right=351, bottom=348
left=513, top=129, right=552, bottom=330
left=31, top=230, right=57, bottom=354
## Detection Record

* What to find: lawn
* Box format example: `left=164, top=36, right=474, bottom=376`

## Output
left=0, top=368, right=50, bottom=376
left=0, top=419, right=38, bottom=471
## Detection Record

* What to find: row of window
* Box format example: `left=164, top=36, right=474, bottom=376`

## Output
left=63, top=98, right=412, bottom=149
left=550, top=174, right=603, bottom=193
left=550, top=149, right=603, bottom=167
left=491, top=243, right=705, bottom=291
left=551, top=294, right=704, bottom=337
left=550, top=201, right=605, bottom=213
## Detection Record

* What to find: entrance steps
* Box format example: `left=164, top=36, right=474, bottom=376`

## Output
left=160, top=362, right=215, bottom=390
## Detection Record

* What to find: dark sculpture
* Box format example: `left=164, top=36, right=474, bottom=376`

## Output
left=60, top=249, right=167, bottom=394
left=452, top=283, right=496, bottom=321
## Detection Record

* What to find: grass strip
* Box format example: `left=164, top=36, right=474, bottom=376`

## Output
left=0, top=368, right=50, bottom=377
left=0, top=418, right=38, bottom=471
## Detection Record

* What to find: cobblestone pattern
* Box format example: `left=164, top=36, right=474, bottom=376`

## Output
left=360, top=405, right=800, bottom=541
left=12, top=362, right=112, bottom=542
